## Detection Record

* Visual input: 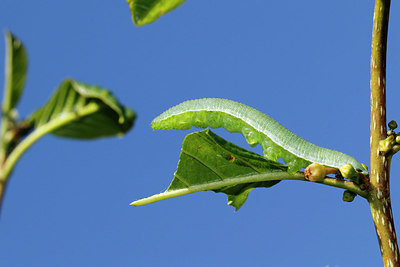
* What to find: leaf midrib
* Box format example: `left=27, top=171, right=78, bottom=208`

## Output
left=131, top=171, right=303, bottom=206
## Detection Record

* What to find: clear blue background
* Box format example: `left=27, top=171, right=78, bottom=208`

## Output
left=0, top=1, right=399, bottom=266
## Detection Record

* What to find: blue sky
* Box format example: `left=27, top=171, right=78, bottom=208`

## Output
left=0, top=1, right=399, bottom=266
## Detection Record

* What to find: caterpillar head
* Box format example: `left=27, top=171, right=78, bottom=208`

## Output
left=352, top=162, right=369, bottom=177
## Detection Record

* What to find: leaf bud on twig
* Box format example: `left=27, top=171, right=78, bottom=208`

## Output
left=388, top=120, right=398, bottom=130
left=304, top=163, right=326, bottom=182
left=379, top=135, right=395, bottom=154
left=343, top=190, right=357, bottom=202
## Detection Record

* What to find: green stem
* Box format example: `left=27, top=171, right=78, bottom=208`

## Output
left=0, top=103, right=100, bottom=212
left=0, top=116, right=9, bottom=165
left=369, top=0, right=399, bottom=266
left=132, top=172, right=368, bottom=206
left=1, top=31, right=14, bottom=165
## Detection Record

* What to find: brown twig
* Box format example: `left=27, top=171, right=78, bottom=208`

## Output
left=368, top=1, right=399, bottom=266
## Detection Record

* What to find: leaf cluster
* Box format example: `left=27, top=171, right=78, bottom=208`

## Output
left=0, top=31, right=135, bottom=207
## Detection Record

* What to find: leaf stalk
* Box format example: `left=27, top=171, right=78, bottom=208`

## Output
left=0, top=102, right=100, bottom=213
left=132, top=172, right=368, bottom=206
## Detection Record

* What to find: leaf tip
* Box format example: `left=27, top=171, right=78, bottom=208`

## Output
left=227, top=201, right=240, bottom=212
left=126, top=0, right=145, bottom=26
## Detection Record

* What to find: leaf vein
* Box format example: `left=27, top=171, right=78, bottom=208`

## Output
left=182, top=148, right=226, bottom=181
left=174, top=173, right=191, bottom=187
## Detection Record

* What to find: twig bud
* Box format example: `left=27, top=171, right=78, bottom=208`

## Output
left=379, top=135, right=395, bottom=154
left=304, top=163, right=326, bottom=182
left=396, top=136, right=400, bottom=144
left=343, top=190, right=357, bottom=202
left=388, top=120, right=398, bottom=130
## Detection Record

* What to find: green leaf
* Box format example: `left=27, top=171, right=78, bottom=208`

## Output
left=127, top=0, right=185, bottom=26
left=132, top=129, right=303, bottom=210
left=2, top=31, right=28, bottom=112
left=0, top=79, right=136, bottom=182
left=27, top=79, right=135, bottom=139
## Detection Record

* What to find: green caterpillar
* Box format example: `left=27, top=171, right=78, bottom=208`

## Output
left=152, top=98, right=368, bottom=175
